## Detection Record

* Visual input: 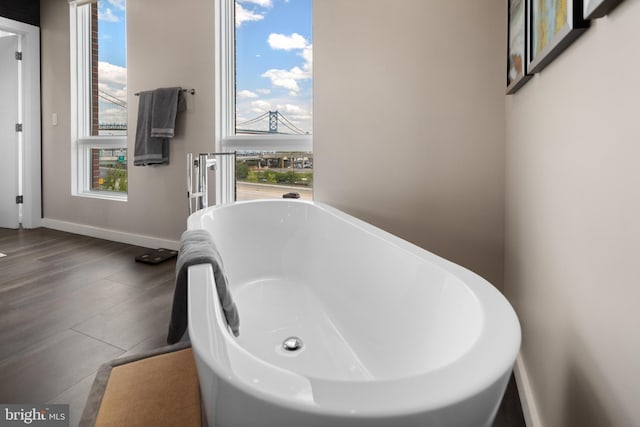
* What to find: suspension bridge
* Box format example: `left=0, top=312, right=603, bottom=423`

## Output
left=98, top=111, right=307, bottom=134
left=98, top=87, right=307, bottom=136
left=236, top=111, right=309, bottom=135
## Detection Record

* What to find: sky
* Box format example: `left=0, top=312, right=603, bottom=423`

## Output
left=235, top=0, right=313, bottom=134
left=96, top=0, right=313, bottom=134
left=96, top=0, right=127, bottom=126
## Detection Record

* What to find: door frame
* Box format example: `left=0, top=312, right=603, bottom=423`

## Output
left=0, top=17, right=42, bottom=228
left=0, top=17, right=41, bottom=229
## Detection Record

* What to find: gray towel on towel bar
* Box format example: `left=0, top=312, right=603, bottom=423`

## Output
left=151, top=87, right=186, bottom=138
left=133, top=91, right=169, bottom=166
left=167, top=229, right=240, bottom=345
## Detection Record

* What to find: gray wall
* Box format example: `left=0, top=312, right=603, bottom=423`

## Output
left=505, top=1, right=640, bottom=425
left=313, top=0, right=507, bottom=289
left=40, top=0, right=215, bottom=245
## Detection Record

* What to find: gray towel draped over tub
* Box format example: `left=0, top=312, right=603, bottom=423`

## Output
left=134, top=87, right=186, bottom=166
left=167, top=229, right=240, bottom=345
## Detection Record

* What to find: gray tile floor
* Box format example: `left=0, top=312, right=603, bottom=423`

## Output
left=0, top=227, right=526, bottom=426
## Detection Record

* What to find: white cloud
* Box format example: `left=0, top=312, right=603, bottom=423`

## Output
left=251, top=100, right=272, bottom=112
left=236, top=3, right=264, bottom=27
left=256, top=88, right=271, bottom=95
left=107, top=0, right=125, bottom=11
left=268, top=33, right=308, bottom=51
left=301, top=44, right=313, bottom=71
left=238, top=0, right=272, bottom=7
left=279, top=104, right=304, bottom=114
left=262, top=33, right=313, bottom=93
left=98, top=61, right=127, bottom=125
left=275, top=103, right=312, bottom=132
left=277, top=103, right=312, bottom=121
left=98, top=82, right=127, bottom=100
left=98, top=6, right=119, bottom=23
left=262, top=66, right=310, bottom=92
left=238, top=89, right=258, bottom=99
left=99, top=61, right=127, bottom=87
left=262, top=70, right=299, bottom=92
left=98, top=105, right=127, bottom=124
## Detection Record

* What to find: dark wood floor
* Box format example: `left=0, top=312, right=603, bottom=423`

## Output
left=0, top=227, right=176, bottom=426
left=0, top=227, right=526, bottom=427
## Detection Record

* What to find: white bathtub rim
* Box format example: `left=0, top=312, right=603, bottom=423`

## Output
left=188, top=200, right=521, bottom=418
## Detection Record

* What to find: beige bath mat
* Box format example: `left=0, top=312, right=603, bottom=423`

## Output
left=80, top=342, right=201, bottom=427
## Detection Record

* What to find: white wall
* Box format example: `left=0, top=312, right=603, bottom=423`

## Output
left=505, top=1, right=640, bottom=426
left=313, top=0, right=507, bottom=289
left=40, top=0, right=215, bottom=247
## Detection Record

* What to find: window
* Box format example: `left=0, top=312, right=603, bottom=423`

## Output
left=216, top=0, right=313, bottom=202
left=70, top=0, right=127, bottom=200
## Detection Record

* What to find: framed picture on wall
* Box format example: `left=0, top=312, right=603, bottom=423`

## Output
left=528, top=0, right=589, bottom=74
left=584, top=0, right=624, bottom=19
left=506, top=0, right=531, bottom=94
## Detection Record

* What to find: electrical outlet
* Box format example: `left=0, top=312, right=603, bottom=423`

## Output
left=52, top=113, right=58, bottom=126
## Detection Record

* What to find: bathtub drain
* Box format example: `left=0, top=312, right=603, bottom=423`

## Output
left=282, top=336, right=303, bottom=352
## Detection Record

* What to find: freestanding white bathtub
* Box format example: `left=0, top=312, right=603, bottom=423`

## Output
left=187, top=200, right=520, bottom=427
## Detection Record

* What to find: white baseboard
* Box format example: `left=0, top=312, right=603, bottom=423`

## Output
left=514, top=353, right=543, bottom=427
left=42, top=218, right=180, bottom=251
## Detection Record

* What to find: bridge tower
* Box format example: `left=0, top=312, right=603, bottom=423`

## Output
left=268, top=111, right=278, bottom=133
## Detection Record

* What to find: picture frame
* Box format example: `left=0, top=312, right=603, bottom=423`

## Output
left=528, top=0, right=589, bottom=74
left=506, top=0, right=531, bottom=94
left=584, top=0, right=624, bottom=19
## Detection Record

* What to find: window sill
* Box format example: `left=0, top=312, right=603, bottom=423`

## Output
left=221, top=134, right=313, bottom=152
left=73, top=191, right=128, bottom=202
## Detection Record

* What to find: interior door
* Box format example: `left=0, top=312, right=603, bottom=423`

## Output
left=0, top=34, right=20, bottom=229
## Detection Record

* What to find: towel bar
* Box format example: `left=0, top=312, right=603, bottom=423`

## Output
left=134, top=88, right=195, bottom=96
